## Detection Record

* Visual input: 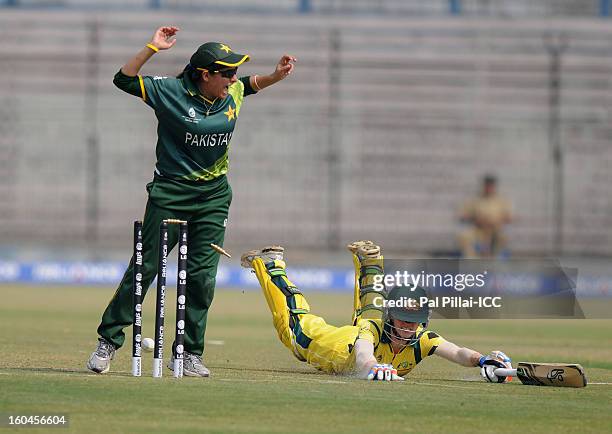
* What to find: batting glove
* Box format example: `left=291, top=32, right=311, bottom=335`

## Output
left=479, top=350, right=512, bottom=383
left=366, top=364, right=404, bottom=381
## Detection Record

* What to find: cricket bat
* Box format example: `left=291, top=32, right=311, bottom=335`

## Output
left=495, top=362, right=587, bottom=388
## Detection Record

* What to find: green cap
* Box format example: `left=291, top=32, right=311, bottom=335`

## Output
left=190, top=42, right=250, bottom=71
left=387, top=285, right=430, bottom=323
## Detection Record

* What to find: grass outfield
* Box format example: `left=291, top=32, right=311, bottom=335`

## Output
left=1, top=285, right=611, bottom=434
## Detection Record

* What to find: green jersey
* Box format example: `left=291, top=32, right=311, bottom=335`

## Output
left=113, top=70, right=256, bottom=181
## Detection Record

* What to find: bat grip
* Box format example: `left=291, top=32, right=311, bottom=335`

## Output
left=494, top=368, right=517, bottom=376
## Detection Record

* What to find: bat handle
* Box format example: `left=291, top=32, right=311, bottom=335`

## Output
left=494, top=368, right=517, bottom=376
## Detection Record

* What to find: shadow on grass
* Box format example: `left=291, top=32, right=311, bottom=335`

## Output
left=0, top=367, right=134, bottom=377
left=8, top=366, right=571, bottom=387
left=212, top=365, right=329, bottom=376
left=0, top=366, right=336, bottom=380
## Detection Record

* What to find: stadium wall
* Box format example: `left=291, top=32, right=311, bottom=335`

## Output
left=1, top=11, right=612, bottom=255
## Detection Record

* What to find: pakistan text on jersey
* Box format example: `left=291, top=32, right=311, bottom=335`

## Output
left=185, top=132, right=233, bottom=147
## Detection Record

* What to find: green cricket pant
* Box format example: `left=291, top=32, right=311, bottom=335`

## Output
left=97, top=175, right=232, bottom=356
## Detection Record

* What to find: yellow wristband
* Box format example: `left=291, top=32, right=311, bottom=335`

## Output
left=146, top=43, right=159, bottom=53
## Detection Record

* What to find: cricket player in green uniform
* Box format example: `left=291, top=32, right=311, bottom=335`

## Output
left=240, top=241, right=513, bottom=382
left=87, top=26, right=296, bottom=376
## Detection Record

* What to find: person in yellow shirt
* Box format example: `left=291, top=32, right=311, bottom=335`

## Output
left=240, top=241, right=511, bottom=382
left=458, top=174, right=513, bottom=258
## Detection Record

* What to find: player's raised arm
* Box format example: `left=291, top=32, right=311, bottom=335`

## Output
left=249, top=54, right=297, bottom=91
left=121, top=26, right=179, bottom=77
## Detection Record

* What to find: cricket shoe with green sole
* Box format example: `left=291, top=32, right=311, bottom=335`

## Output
left=86, top=338, right=116, bottom=374
left=347, top=240, right=381, bottom=260
left=346, top=240, right=374, bottom=254
left=240, top=245, right=285, bottom=268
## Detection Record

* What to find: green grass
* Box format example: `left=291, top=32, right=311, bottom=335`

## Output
left=1, top=285, right=611, bottom=433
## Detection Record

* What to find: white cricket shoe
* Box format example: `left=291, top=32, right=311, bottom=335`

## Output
left=86, top=338, right=116, bottom=374
left=167, top=352, right=210, bottom=377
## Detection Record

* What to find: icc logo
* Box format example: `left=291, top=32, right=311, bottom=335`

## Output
left=188, top=107, right=196, bottom=118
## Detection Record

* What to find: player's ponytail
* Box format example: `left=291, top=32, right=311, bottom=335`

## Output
left=176, top=63, right=201, bottom=82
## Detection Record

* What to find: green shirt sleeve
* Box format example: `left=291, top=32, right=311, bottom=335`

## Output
left=113, top=70, right=142, bottom=98
left=113, top=70, right=170, bottom=110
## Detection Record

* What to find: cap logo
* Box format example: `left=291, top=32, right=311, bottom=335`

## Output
left=404, top=301, right=422, bottom=312
left=219, top=44, right=232, bottom=53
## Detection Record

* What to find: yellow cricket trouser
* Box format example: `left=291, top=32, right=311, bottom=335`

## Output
left=252, top=258, right=358, bottom=374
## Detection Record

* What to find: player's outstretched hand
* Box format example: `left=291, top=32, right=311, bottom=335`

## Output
left=366, top=364, right=404, bottom=381
left=479, top=350, right=512, bottom=383
left=272, top=55, right=297, bottom=81
left=149, top=26, right=180, bottom=51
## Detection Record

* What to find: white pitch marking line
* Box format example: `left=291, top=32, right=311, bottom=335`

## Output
left=589, top=382, right=612, bottom=385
